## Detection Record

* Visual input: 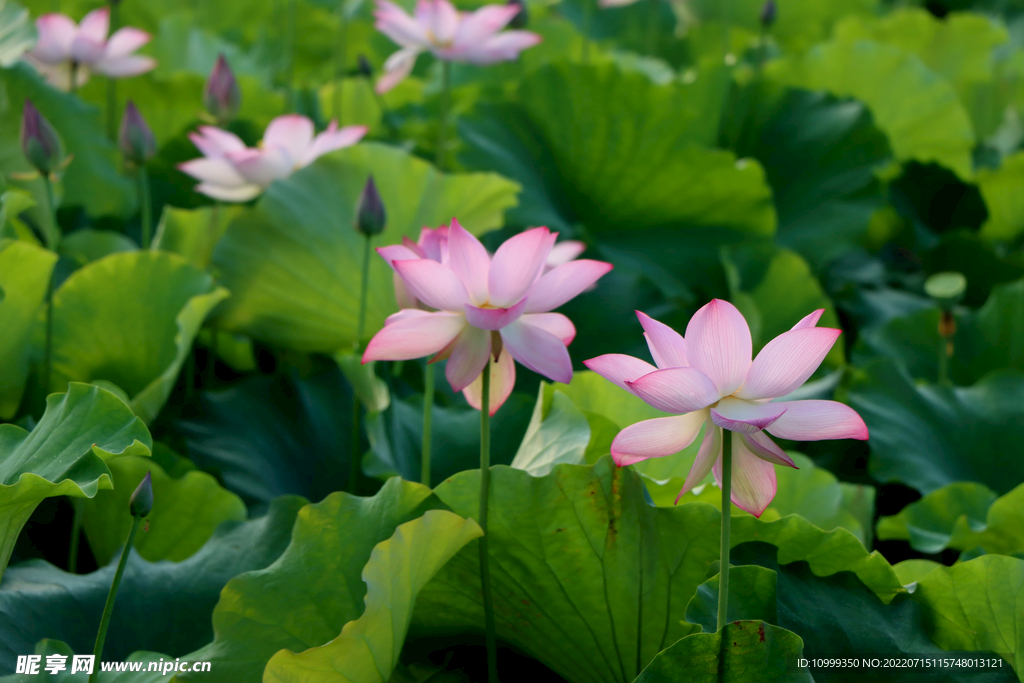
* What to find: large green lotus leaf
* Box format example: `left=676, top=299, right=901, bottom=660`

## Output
left=690, top=0, right=879, bottom=53
left=878, top=482, right=1024, bottom=556
left=409, top=458, right=903, bottom=683
left=319, top=76, right=425, bottom=136
left=0, top=495, right=306, bottom=672
left=510, top=384, right=593, bottom=477
left=853, top=278, right=1024, bottom=384
left=152, top=205, right=246, bottom=270
left=847, top=359, right=1024, bottom=494
left=209, top=143, right=519, bottom=351
left=172, top=365, right=358, bottom=509
left=742, top=89, right=892, bottom=268
left=171, top=478, right=441, bottom=683
left=912, top=555, right=1024, bottom=675
left=683, top=565, right=780, bottom=632
left=976, top=152, right=1024, bottom=242
left=48, top=251, right=229, bottom=424
left=0, top=383, right=150, bottom=582
left=633, top=620, right=810, bottom=683
left=263, top=510, right=482, bottom=683
left=58, top=230, right=137, bottom=268
left=0, top=64, right=135, bottom=217
left=0, top=240, right=56, bottom=419
left=364, top=390, right=533, bottom=485
left=82, top=454, right=246, bottom=567
left=772, top=36, right=975, bottom=179
left=0, top=1, right=34, bottom=68
left=716, top=542, right=1018, bottom=683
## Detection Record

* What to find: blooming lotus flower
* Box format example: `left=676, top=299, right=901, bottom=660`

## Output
left=365, top=222, right=611, bottom=414
left=178, top=115, right=368, bottom=202
left=373, top=0, right=541, bottom=93
left=26, top=8, right=155, bottom=91
left=584, top=300, right=868, bottom=516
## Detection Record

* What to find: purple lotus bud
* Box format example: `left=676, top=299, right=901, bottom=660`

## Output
left=508, top=0, right=528, bottom=29
left=357, top=54, right=373, bottom=79
left=760, top=0, right=777, bottom=27
left=119, top=100, right=156, bottom=166
left=129, top=471, right=153, bottom=518
left=20, top=99, right=63, bottom=176
left=204, top=54, right=241, bottom=124
left=354, top=175, right=386, bottom=236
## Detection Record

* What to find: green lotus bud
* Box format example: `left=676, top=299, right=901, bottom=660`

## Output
left=119, top=100, right=156, bottom=166
left=759, top=0, right=776, bottom=27
left=129, top=471, right=153, bottom=518
left=204, top=54, right=241, bottom=124
left=354, top=175, right=386, bottom=236
left=924, top=272, right=967, bottom=310
left=357, top=54, right=373, bottom=79
left=508, top=0, right=528, bottom=29
left=21, top=99, right=63, bottom=176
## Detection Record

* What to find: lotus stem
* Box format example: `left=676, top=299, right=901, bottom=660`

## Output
left=479, top=366, right=498, bottom=681
left=68, top=498, right=83, bottom=572
left=646, top=0, right=658, bottom=56
left=436, top=61, right=451, bottom=170
left=348, top=233, right=373, bottom=494
left=421, top=361, right=434, bottom=487
left=89, top=516, right=141, bottom=683
left=41, top=175, right=57, bottom=394
left=938, top=310, right=955, bottom=385
left=334, top=10, right=348, bottom=121
left=138, top=166, right=153, bottom=249
left=717, top=428, right=732, bottom=632
left=285, top=0, right=298, bottom=111
left=106, top=4, right=120, bottom=141
left=582, top=2, right=593, bottom=63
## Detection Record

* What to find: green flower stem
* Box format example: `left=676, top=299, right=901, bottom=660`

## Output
left=106, top=3, right=120, bottom=141
left=421, top=361, right=434, bottom=487
left=285, top=0, right=298, bottom=111
left=582, top=2, right=594, bottom=63
left=138, top=166, right=153, bottom=249
left=479, top=366, right=498, bottom=681
left=436, top=61, right=451, bottom=170
left=646, top=0, right=659, bottom=56
left=938, top=310, right=954, bottom=385
left=717, top=428, right=732, bottom=632
left=89, top=516, right=141, bottom=683
left=334, top=9, right=349, bottom=121
left=348, top=233, right=373, bottom=494
left=68, top=497, right=83, bottom=572
left=70, top=63, right=79, bottom=95
left=41, top=175, right=57, bottom=394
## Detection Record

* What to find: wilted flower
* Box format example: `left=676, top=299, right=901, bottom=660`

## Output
left=129, top=471, right=153, bottom=518
left=355, top=175, right=387, bottom=236
left=373, top=0, right=541, bottom=93
left=178, top=114, right=368, bottom=202
left=21, top=99, right=63, bottom=176
left=25, top=8, right=155, bottom=91
left=584, top=300, right=868, bottom=516
left=119, top=100, right=155, bottom=166
left=203, top=54, right=241, bottom=125
left=365, top=222, right=612, bottom=414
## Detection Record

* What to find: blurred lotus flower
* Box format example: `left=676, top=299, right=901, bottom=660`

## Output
left=373, top=0, right=541, bottom=93
left=178, top=114, right=368, bottom=202
left=119, top=99, right=155, bottom=166
left=584, top=300, right=868, bottom=516
left=365, top=222, right=612, bottom=414
left=203, top=54, right=241, bottom=125
left=25, top=8, right=155, bottom=91
left=21, top=99, right=63, bottom=176
left=355, top=175, right=387, bottom=236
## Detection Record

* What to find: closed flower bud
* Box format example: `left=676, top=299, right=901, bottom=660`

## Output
left=759, top=0, right=777, bottom=27
left=129, top=471, right=153, bottom=518
left=354, top=175, right=386, bottom=236
left=20, top=100, right=63, bottom=176
left=119, top=100, right=156, bottom=166
left=508, top=0, right=528, bottom=29
left=204, top=54, right=241, bottom=124
left=357, top=54, right=373, bottom=79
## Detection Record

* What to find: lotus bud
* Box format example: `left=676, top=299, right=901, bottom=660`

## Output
left=354, top=175, right=387, bottom=236
left=20, top=100, right=63, bottom=176
left=119, top=100, right=156, bottom=166
left=129, top=471, right=153, bottom=518
left=204, top=54, right=241, bottom=124
left=759, top=0, right=776, bottom=28
left=357, top=54, right=373, bottom=79
left=925, top=272, right=967, bottom=310
left=508, top=0, right=528, bottom=29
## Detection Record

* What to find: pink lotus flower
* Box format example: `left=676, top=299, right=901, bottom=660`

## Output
left=25, top=8, right=155, bottom=91
left=373, top=0, right=542, bottom=93
left=365, top=221, right=611, bottom=414
left=178, top=115, right=368, bottom=202
left=584, top=300, right=868, bottom=517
